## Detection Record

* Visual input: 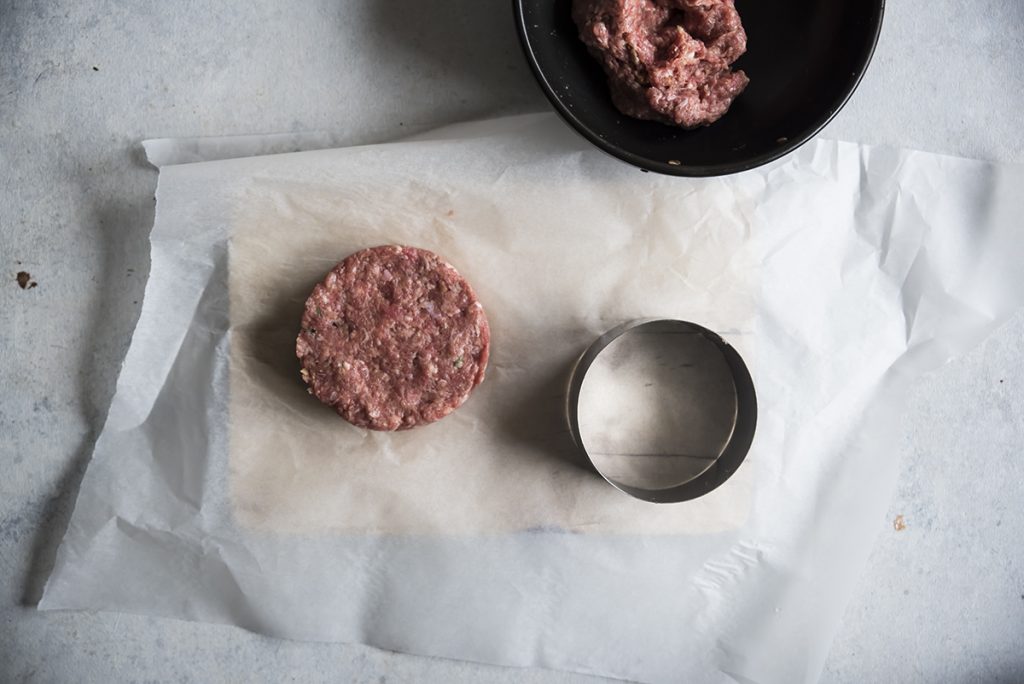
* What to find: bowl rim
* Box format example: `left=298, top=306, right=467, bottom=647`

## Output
left=513, top=0, right=886, bottom=177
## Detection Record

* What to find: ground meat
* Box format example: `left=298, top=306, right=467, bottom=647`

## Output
left=573, top=0, right=749, bottom=128
left=296, top=245, right=490, bottom=431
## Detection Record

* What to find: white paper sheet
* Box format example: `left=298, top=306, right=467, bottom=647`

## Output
left=40, top=114, right=1024, bottom=684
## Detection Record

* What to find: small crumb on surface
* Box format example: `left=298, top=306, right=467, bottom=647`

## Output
left=92, top=65, right=99, bottom=71
left=893, top=514, right=906, bottom=531
left=667, top=159, right=681, bottom=166
left=16, top=271, right=37, bottom=289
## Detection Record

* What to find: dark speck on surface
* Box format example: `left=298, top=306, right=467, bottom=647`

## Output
left=92, top=65, right=99, bottom=71
left=16, top=271, right=38, bottom=289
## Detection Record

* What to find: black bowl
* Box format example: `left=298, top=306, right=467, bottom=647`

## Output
left=514, top=0, right=885, bottom=176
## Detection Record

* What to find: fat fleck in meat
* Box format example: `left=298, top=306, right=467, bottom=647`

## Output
left=573, top=0, right=749, bottom=128
left=296, top=245, right=490, bottom=431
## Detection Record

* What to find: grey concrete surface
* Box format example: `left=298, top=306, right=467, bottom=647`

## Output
left=1, top=1, right=1022, bottom=682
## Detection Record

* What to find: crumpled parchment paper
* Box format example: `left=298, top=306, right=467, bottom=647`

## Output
left=40, top=114, right=1024, bottom=684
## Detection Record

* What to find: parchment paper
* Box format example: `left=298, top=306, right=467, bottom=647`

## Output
left=40, top=114, right=1024, bottom=684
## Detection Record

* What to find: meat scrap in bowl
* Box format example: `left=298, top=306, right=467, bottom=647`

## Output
left=296, top=245, right=490, bottom=431
left=572, top=0, right=749, bottom=128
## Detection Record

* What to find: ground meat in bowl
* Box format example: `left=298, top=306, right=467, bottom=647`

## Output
left=296, top=245, right=490, bottom=431
left=573, top=0, right=749, bottom=128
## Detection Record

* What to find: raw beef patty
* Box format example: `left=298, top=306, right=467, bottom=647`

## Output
left=296, top=245, right=490, bottom=431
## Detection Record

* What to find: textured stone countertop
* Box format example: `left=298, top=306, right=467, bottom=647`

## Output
left=2, top=1, right=1022, bottom=682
